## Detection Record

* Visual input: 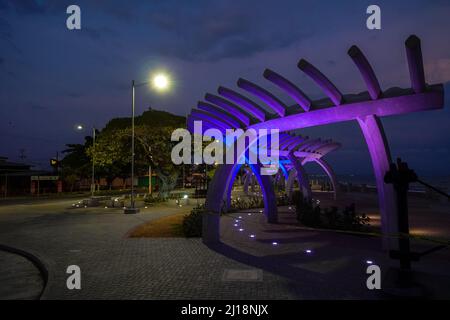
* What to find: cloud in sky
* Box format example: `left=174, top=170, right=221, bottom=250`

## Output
left=0, top=0, right=449, bottom=175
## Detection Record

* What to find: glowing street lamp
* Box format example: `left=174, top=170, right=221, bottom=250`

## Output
left=152, top=73, right=170, bottom=91
left=125, top=72, right=172, bottom=214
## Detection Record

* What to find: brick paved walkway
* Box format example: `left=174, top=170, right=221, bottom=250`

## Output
left=0, top=250, right=43, bottom=299
left=0, top=198, right=449, bottom=299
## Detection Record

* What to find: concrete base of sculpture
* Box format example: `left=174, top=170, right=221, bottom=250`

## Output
left=202, top=211, right=220, bottom=244
left=123, top=207, right=140, bottom=214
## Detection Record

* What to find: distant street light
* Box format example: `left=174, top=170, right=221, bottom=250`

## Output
left=125, top=72, right=172, bottom=214
left=75, top=124, right=96, bottom=197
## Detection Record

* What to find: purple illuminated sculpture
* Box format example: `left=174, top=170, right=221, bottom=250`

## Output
left=186, top=35, right=444, bottom=249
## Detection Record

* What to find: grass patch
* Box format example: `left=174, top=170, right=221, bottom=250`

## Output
left=128, top=213, right=185, bottom=238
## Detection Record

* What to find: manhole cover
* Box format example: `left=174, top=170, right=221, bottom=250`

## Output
left=222, top=269, right=263, bottom=282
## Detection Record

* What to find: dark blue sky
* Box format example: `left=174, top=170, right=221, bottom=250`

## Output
left=0, top=0, right=449, bottom=176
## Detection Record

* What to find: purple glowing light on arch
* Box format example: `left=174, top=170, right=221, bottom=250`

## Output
left=195, top=35, right=445, bottom=250
left=348, top=45, right=382, bottom=100
left=197, top=101, right=243, bottom=128
left=263, top=68, right=312, bottom=111
left=237, top=78, right=286, bottom=117
left=218, top=86, right=266, bottom=122
left=297, top=58, right=343, bottom=106
left=204, top=93, right=250, bottom=126
left=190, top=109, right=234, bottom=131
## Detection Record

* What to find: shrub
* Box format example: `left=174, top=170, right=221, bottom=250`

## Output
left=293, top=191, right=321, bottom=227
left=182, top=206, right=203, bottom=237
left=248, top=195, right=264, bottom=208
left=341, top=203, right=370, bottom=230
left=295, top=197, right=370, bottom=231
left=144, top=194, right=166, bottom=204
left=276, top=193, right=289, bottom=206
left=231, top=197, right=247, bottom=210
left=323, top=206, right=339, bottom=227
left=230, top=196, right=264, bottom=211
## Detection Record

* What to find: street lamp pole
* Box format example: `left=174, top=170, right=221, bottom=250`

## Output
left=91, top=127, right=96, bottom=197
left=131, top=80, right=136, bottom=209
left=148, top=146, right=152, bottom=195
left=124, top=73, right=170, bottom=214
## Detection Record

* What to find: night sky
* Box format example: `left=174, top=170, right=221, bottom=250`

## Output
left=1, top=0, right=449, bottom=177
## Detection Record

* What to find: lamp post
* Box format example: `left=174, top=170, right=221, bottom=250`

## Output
left=75, top=124, right=96, bottom=198
left=91, top=127, right=96, bottom=197
left=124, top=73, right=170, bottom=214
left=148, top=146, right=152, bottom=195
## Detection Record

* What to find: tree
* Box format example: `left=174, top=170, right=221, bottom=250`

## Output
left=61, top=137, right=92, bottom=189
left=85, top=129, right=130, bottom=190
left=63, top=109, right=186, bottom=194
left=87, top=125, right=182, bottom=197
left=134, top=125, right=180, bottom=198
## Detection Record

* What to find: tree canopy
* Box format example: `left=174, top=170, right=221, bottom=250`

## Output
left=62, top=109, right=186, bottom=195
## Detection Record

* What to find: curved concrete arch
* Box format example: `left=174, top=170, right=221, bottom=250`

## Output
left=314, top=158, right=339, bottom=200
left=263, top=68, right=312, bottom=111
left=190, top=109, right=235, bottom=131
left=237, top=78, right=287, bottom=117
left=285, top=167, right=296, bottom=199
left=243, top=169, right=253, bottom=194
left=297, top=59, right=344, bottom=106
left=285, top=153, right=312, bottom=201
left=218, top=86, right=266, bottom=122
left=288, top=153, right=312, bottom=200
left=197, top=101, right=244, bottom=128
left=196, top=35, right=444, bottom=252
left=218, top=161, right=277, bottom=213
left=357, top=115, right=397, bottom=248
left=347, top=45, right=382, bottom=100
left=279, top=162, right=289, bottom=180
left=204, top=93, right=250, bottom=126
left=224, top=163, right=244, bottom=211
left=204, top=144, right=278, bottom=244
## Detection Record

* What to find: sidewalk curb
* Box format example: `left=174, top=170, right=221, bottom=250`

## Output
left=0, top=244, right=49, bottom=300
